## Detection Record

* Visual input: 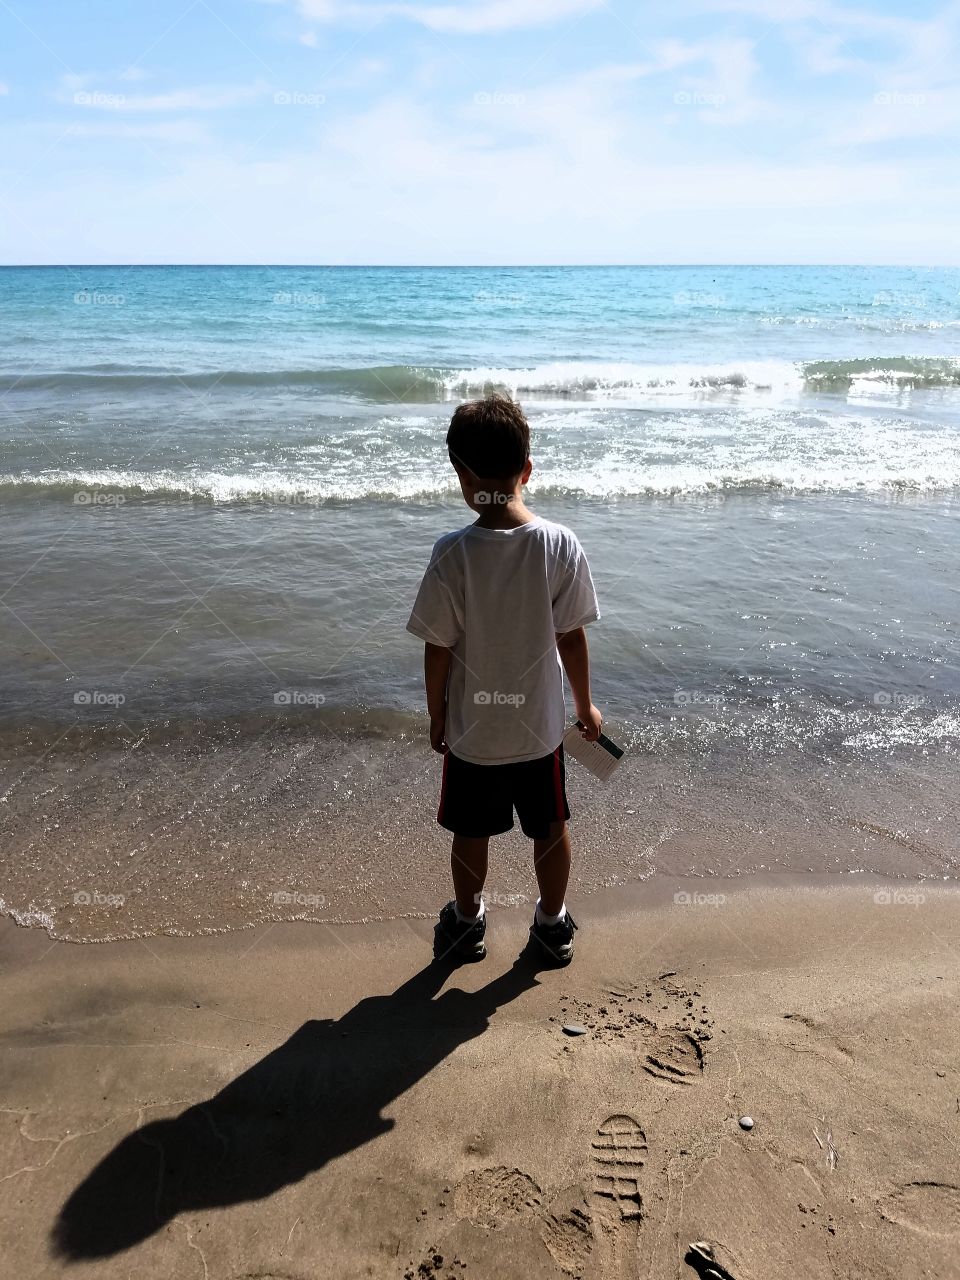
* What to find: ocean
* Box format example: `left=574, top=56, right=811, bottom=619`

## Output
left=1, top=264, right=959, bottom=940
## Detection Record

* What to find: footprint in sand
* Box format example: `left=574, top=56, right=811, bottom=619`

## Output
left=555, top=977, right=713, bottom=1084
left=642, top=1028, right=705, bottom=1086
left=452, top=1166, right=543, bottom=1229
left=879, top=1181, right=960, bottom=1238
left=541, top=1115, right=648, bottom=1278
left=540, top=1198, right=595, bottom=1277
left=591, top=1114, right=647, bottom=1220
left=590, top=1115, right=648, bottom=1280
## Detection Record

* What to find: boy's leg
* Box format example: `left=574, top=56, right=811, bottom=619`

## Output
left=532, top=820, right=571, bottom=917
left=451, top=835, right=489, bottom=918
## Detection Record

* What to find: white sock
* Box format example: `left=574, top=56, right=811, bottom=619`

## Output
left=455, top=898, right=485, bottom=923
left=535, top=899, right=566, bottom=927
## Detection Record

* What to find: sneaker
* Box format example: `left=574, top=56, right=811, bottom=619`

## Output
left=529, top=910, right=578, bottom=964
left=434, top=901, right=486, bottom=961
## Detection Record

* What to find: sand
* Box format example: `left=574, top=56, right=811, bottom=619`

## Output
left=1, top=878, right=958, bottom=1279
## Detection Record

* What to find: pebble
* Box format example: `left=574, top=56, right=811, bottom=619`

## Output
left=562, top=1023, right=589, bottom=1036
left=739, top=1115, right=754, bottom=1130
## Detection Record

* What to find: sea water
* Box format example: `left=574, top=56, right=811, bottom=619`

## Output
left=2, top=265, right=958, bottom=938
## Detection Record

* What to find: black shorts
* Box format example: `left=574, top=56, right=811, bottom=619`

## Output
left=437, top=746, right=570, bottom=840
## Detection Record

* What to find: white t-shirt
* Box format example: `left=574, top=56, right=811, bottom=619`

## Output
left=407, top=516, right=600, bottom=765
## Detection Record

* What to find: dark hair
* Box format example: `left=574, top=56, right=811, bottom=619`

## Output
left=446, top=394, right=530, bottom=480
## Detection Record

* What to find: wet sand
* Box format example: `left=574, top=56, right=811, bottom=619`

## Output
left=1, top=716, right=956, bottom=941
left=2, top=879, right=958, bottom=1279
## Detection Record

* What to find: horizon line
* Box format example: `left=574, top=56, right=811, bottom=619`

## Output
left=1, top=262, right=958, bottom=270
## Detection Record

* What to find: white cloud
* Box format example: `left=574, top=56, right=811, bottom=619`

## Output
left=0, top=82, right=9, bottom=96
left=651, top=36, right=766, bottom=124
left=65, top=82, right=270, bottom=112
left=5, top=102, right=953, bottom=263
left=784, top=28, right=867, bottom=76
left=324, top=56, right=389, bottom=90
left=65, top=120, right=211, bottom=143
left=832, top=86, right=960, bottom=146
left=678, top=0, right=903, bottom=32
left=297, top=0, right=601, bottom=34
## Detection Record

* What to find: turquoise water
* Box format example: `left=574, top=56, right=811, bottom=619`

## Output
left=3, top=264, right=960, bottom=378
left=2, top=264, right=960, bottom=732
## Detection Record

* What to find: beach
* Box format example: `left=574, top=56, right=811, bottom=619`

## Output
left=2, top=880, right=958, bottom=1279
left=2, top=265, right=960, bottom=940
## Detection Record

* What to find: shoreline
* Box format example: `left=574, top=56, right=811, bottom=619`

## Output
left=2, top=879, right=958, bottom=1278
left=3, top=708, right=957, bottom=944
left=1, top=870, right=956, bottom=948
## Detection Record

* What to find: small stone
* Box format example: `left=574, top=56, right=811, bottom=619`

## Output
left=563, top=1023, right=589, bottom=1036
left=739, top=1115, right=754, bottom=1131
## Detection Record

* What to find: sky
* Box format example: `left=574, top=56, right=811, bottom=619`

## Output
left=0, top=0, right=958, bottom=264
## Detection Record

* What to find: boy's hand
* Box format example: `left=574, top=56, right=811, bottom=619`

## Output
left=577, top=705, right=603, bottom=742
left=430, top=715, right=448, bottom=754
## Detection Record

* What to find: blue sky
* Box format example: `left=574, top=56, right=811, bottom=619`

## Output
left=0, top=0, right=957, bottom=263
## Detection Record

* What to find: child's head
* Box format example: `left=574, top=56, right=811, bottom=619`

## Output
left=446, top=393, right=532, bottom=510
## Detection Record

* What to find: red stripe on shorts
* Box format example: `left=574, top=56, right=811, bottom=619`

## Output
left=552, top=746, right=564, bottom=820
left=437, top=752, right=450, bottom=824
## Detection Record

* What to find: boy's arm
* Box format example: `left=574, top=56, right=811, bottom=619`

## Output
left=424, top=642, right=453, bottom=753
left=556, top=627, right=602, bottom=741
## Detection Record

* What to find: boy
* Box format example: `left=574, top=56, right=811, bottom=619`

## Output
left=406, top=394, right=602, bottom=966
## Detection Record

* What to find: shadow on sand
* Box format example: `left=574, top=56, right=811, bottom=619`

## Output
left=52, top=946, right=552, bottom=1260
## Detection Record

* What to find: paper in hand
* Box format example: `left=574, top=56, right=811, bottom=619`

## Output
left=562, top=720, right=625, bottom=782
